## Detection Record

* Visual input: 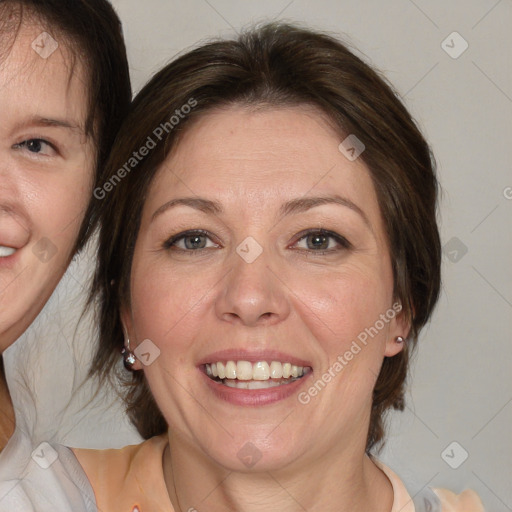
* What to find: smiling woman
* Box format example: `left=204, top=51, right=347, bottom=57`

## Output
left=0, top=19, right=92, bottom=351
left=77, top=22, right=484, bottom=512
left=0, top=0, right=130, bottom=510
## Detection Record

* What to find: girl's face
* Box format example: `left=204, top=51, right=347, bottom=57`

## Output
left=124, top=106, right=408, bottom=471
left=0, top=22, right=95, bottom=349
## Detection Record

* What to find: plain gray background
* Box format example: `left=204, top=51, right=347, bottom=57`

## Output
left=6, top=1, right=511, bottom=510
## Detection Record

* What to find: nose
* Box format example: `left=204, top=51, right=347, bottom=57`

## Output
left=215, top=247, right=290, bottom=327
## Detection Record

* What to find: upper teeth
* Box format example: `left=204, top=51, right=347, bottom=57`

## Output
left=205, top=361, right=308, bottom=381
left=0, top=246, right=16, bottom=257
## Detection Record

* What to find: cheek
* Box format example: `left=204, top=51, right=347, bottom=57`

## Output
left=292, top=262, right=393, bottom=344
left=129, top=264, right=209, bottom=420
left=292, top=266, right=393, bottom=422
left=29, top=162, right=93, bottom=243
left=129, top=257, right=213, bottom=349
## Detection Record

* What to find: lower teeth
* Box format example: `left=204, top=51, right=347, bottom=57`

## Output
left=221, top=378, right=300, bottom=389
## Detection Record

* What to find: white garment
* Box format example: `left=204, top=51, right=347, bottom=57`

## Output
left=0, top=428, right=96, bottom=512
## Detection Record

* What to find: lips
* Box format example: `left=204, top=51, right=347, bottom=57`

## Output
left=199, top=350, right=313, bottom=400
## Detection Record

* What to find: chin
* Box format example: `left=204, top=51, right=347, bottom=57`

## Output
left=198, top=430, right=306, bottom=474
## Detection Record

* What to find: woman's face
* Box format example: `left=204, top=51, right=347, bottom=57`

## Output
left=124, top=106, right=408, bottom=470
left=0, top=22, right=95, bottom=349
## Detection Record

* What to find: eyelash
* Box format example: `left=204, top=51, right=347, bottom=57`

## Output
left=12, top=138, right=58, bottom=157
left=163, top=228, right=351, bottom=255
left=293, top=228, right=352, bottom=254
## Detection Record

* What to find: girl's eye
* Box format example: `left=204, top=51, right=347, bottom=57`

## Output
left=293, top=229, right=351, bottom=252
left=13, top=139, right=57, bottom=157
left=164, top=230, right=219, bottom=251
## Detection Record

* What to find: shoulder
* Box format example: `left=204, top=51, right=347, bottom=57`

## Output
left=74, top=434, right=168, bottom=483
left=0, top=429, right=97, bottom=511
left=74, top=434, right=174, bottom=512
left=376, top=460, right=486, bottom=512
left=431, top=488, right=485, bottom=512
left=75, top=434, right=166, bottom=466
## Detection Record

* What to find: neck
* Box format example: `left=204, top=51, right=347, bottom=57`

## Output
left=0, top=358, right=15, bottom=451
left=163, top=431, right=393, bottom=512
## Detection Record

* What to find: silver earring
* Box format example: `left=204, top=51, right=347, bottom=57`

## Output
left=122, top=338, right=136, bottom=370
left=395, top=336, right=405, bottom=344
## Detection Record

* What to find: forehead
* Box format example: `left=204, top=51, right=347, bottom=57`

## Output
left=149, top=106, right=381, bottom=221
left=0, top=19, right=89, bottom=127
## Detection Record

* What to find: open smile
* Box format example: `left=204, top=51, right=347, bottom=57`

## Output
left=202, top=360, right=313, bottom=390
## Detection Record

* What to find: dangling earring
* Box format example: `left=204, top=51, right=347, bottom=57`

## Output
left=395, top=336, right=405, bottom=344
left=122, top=338, right=136, bottom=370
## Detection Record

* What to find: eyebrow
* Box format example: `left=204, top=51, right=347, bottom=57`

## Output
left=17, top=116, right=82, bottom=132
left=152, top=197, right=223, bottom=221
left=152, top=194, right=371, bottom=229
left=279, top=195, right=371, bottom=229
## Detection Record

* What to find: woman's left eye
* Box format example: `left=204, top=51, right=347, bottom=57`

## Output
left=293, top=230, right=351, bottom=252
left=164, top=230, right=219, bottom=251
left=13, top=139, right=57, bottom=157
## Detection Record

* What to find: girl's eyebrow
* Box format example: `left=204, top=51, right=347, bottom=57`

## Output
left=152, top=195, right=371, bottom=230
left=14, top=115, right=82, bottom=132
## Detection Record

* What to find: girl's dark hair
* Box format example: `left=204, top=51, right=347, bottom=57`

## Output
left=90, top=23, right=441, bottom=452
left=0, top=0, right=132, bottom=251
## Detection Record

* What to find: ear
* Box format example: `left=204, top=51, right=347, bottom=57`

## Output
left=384, top=301, right=411, bottom=357
left=120, top=305, right=143, bottom=371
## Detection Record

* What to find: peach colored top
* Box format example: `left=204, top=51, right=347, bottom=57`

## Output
left=75, top=436, right=485, bottom=512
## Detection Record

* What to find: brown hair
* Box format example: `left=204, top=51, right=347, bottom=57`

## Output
left=90, top=22, right=441, bottom=452
left=0, top=0, right=131, bottom=251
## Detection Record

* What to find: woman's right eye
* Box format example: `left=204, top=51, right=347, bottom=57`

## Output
left=164, top=230, right=219, bottom=252
left=13, top=138, right=57, bottom=157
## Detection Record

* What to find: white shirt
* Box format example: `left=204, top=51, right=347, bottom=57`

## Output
left=0, top=428, right=96, bottom=512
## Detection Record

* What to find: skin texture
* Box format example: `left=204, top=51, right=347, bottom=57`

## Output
left=122, top=106, right=410, bottom=511
left=0, top=22, right=94, bottom=448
